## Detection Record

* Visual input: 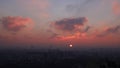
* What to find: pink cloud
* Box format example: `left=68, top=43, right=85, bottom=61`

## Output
left=0, top=16, right=34, bottom=32
left=112, top=0, right=120, bottom=15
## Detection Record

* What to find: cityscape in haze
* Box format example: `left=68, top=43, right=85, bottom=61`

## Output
left=0, top=0, right=120, bottom=68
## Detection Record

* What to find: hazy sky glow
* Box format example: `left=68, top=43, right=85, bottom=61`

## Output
left=0, top=0, right=120, bottom=49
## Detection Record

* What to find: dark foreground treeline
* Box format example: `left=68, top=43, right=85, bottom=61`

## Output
left=0, top=48, right=120, bottom=68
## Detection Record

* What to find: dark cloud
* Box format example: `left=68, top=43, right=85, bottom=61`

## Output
left=83, top=26, right=91, bottom=32
left=105, top=25, right=120, bottom=33
left=52, top=17, right=88, bottom=32
left=0, top=16, right=33, bottom=32
left=97, top=25, right=120, bottom=37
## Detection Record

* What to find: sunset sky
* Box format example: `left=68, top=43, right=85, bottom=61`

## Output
left=0, top=0, right=120, bottom=49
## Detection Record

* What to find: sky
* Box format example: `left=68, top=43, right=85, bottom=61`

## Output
left=0, top=0, right=120, bottom=49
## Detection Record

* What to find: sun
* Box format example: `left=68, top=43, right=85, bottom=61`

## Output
left=69, top=44, right=73, bottom=48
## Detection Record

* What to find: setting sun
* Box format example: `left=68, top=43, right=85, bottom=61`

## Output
left=0, top=0, right=120, bottom=68
left=69, top=44, right=73, bottom=48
